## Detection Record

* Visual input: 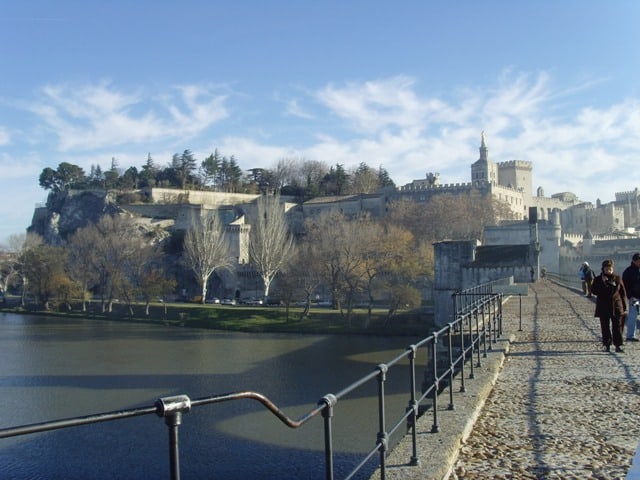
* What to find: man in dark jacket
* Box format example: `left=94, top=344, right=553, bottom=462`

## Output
left=622, top=253, right=640, bottom=342
left=592, top=259, right=627, bottom=352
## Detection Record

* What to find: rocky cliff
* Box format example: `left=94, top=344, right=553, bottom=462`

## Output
left=29, top=190, right=125, bottom=245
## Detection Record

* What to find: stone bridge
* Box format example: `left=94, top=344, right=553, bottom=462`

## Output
left=371, top=280, right=640, bottom=480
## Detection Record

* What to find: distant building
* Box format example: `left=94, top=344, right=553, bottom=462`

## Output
left=399, top=131, right=584, bottom=223
left=399, top=132, right=639, bottom=239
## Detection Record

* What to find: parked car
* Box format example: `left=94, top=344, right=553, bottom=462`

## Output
left=220, top=298, right=236, bottom=305
left=206, top=297, right=220, bottom=304
left=241, top=297, right=263, bottom=306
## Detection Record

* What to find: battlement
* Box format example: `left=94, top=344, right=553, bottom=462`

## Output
left=493, top=183, right=526, bottom=194
left=497, top=160, right=532, bottom=170
left=399, top=182, right=474, bottom=192
left=615, top=190, right=640, bottom=202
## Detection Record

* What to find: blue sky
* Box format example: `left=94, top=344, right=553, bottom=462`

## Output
left=1, top=1, right=639, bottom=243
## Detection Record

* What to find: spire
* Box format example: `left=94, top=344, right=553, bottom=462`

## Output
left=479, top=131, right=489, bottom=162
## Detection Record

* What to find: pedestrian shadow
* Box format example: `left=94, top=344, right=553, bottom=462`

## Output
left=520, top=283, right=640, bottom=476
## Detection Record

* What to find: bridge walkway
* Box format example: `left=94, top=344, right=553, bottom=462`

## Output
left=373, top=280, right=640, bottom=480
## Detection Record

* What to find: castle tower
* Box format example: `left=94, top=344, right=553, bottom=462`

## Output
left=471, top=131, right=498, bottom=185
left=497, top=160, right=533, bottom=204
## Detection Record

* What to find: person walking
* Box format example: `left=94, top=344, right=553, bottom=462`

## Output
left=622, top=252, right=640, bottom=342
left=592, top=259, right=627, bottom=353
left=580, top=262, right=595, bottom=297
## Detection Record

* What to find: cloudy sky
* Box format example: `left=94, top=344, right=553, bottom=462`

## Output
left=1, top=1, right=639, bottom=242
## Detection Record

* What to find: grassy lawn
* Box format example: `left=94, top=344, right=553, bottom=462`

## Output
left=0, top=298, right=434, bottom=337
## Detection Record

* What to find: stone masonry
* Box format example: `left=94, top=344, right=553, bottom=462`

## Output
left=371, top=280, right=640, bottom=480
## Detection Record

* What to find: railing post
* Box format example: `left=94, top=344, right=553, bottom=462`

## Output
left=485, top=299, right=492, bottom=354
left=319, top=394, right=337, bottom=480
left=376, top=364, right=389, bottom=479
left=446, top=323, right=455, bottom=411
left=407, top=345, right=420, bottom=466
left=458, top=314, right=466, bottom=393
left=431, top=333, right=439, bottom=433
left=155, top=395, right=192, bottom=480
left=483, top=301, right=489, bottom=359
left=469, top=311, right=477, bottom=377
left=519, top=293, right=523, bottom=331
left=498, top=293, right=504, bottom=336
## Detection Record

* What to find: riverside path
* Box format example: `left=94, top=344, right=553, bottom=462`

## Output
left=372, top=280, right=640, bottom=480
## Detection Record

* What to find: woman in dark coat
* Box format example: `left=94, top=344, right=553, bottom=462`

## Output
left=591, top=259, right=627, bottom=352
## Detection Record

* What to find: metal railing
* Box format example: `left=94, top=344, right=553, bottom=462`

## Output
left=0, top=283, right=505, bottom=480
left=544, top=270, right=582, bottom=290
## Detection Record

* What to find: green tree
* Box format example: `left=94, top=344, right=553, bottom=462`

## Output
left=172, top=150, right=198, bottom=189
left=201, top=150, right=222, bottom=188
left=118, top=166, right=139, bottom=190
left=320, top=164, right=350, bottom=195
left=218, top=156, right=243, bottom=192
left=87, top=164, right=105, bottom=189
left=377, top=166, right=395, bottom=188
left=139, top=153, right=158, bottom=188
left=39, top=162, right=86, bottom=192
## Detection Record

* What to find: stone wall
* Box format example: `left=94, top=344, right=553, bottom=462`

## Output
left=148, top=188, right=260, bottom=207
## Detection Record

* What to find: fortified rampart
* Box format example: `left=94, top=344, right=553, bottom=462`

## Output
left=148, top=188, right=261, bottom=207
left=615, top=189, right=640, bottom=202
left=433, top=239, right=535, bottom=325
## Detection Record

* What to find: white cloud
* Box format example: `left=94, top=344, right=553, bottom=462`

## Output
left=316, top=76, right=437, bottom=134
left=28, top=82, right=229, bottom=152
left=302, top=71, right=640, bottom=203
left=285, top=99, right=314, bottom=119
left=10, top=70, right=640, bottom=209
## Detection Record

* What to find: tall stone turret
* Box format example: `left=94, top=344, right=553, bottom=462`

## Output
left=471, top=131, right=498, bottom=185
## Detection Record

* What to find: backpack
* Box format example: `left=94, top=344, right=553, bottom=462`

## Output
left=585, top=267, right=595, bottom=282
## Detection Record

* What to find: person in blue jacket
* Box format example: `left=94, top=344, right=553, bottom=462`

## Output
left=622, top=253, right=640, bottom=342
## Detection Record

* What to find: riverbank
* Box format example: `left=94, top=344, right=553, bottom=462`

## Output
left=0, top=297, right=434, bottom=337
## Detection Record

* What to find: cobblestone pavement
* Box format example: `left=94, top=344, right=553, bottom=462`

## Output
left=451, top=281, right=640, bottom=480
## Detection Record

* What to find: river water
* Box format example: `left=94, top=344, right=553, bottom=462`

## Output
left=0, top=312, right=425, bottom=479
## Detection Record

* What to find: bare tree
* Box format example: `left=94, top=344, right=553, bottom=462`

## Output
left=183, top=210, right=234, bottom=304
left=349, top=162, right=380, bottom=194
left=88, top=215, right=150, bottom=312
left=388, top=192, right=513, bottom=243
left=66, top=227, right=100, bottom=311
left=0, top=233, right=26, bottom=295
left=13, top=233, right=44, bottom=306
left=279, top=240, right=324, bottom=321
left=304, top=210, right=348, bottom=311
left=249, top=194, right=295, bottom=299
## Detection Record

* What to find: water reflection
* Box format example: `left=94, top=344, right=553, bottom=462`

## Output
left=0, top=312, right=424, bottom=479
